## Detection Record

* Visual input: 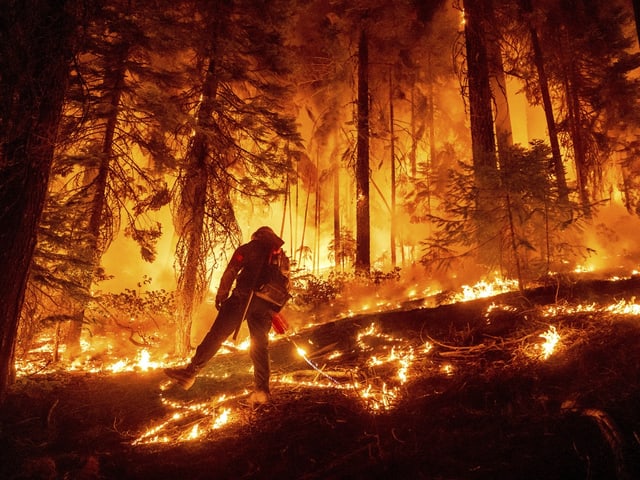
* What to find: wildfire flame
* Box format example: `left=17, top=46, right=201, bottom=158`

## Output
left=539, top=326, right=560, bottom=360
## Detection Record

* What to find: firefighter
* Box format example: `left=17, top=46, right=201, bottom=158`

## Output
left=164, top=226, right=285, bottom=406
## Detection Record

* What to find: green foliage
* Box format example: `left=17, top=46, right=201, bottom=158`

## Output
left=327, top=227, right=357, bottom=270
left=292, top=271, right=350, bottom=310
left=291, top=267, right=402, bottom=315
left=370, top=266, right=402, bottom=284
left=85, top=280, right=176, bottom=350
left=421, top=142, right=588, bottom=283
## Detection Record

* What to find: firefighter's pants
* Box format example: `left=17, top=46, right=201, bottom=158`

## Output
left=191, top=292, right=274, bottom=393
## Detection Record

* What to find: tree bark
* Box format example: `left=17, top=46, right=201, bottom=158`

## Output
left=564, top=67, right=591, bottom=216
left=0, top=1, right=78, bottom=402
left=175, top=52, right=219, bottom=354
left=333, top=149, right=342, bottom=270
left=463, top=0, right=499, bottom=265
left=463, top=0, right=498, bottom=177
left=485, top=1, right=513, bottom=158
left=521, top=0, right=569, bottom=204
left=632, top=0, right=640, bottom=47
left=389, top=71, right=397, bottom=268
left=355, top=29, right=371, bottom=275
left=66, top=47, right=129, bottom=357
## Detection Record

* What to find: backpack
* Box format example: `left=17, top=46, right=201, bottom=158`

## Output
left=253, top=248, right=291, bottom=311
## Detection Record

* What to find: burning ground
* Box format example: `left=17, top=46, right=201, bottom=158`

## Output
left=1, top=276, right=640, bottom=479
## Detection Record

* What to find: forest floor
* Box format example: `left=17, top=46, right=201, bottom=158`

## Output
left=1, top=275, right=640, bottom=479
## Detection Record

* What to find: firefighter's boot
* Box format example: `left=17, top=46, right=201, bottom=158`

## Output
left=248, top=390, right=271, bottom=408
left=164, top=364, right=198, bottom=390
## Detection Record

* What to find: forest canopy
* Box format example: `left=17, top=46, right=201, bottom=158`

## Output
left=1, top=0, right=640, bottom=401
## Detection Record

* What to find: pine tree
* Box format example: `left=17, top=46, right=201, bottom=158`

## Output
left=512, top=0, right=570, bottom=204
left=31, top=0, right=180, bottom=357
left=461, top=0, right=500, bottom=266
left=0, top=0, right=82, bottom=402
left=510, top=0, right=640, bottom=215
left=421, top=141, right=585, bottom=288
left=172, top=0, right=301, bottom=353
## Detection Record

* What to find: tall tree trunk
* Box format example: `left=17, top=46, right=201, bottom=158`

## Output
left=427, top=55, right=436, bottom=178
left=410, top=82, right=418, bottom=179
left=632, top=0, right=640, bottom=47
left=281, top=150, right=290, bottom=240
left=425, top=58, right=434, bottom=225
left=485, top=2, right=513, bottom=159
left=175, top=43, right=221, bottom=354
left=389, top=71, right=397, bottom=268
left=66, top=48, right=128, bottom=357
left=332, top=149, right=342, bottom=270
left=355, top=29, right=371, bottom=275
left=463, top=0, right=499, bottom=264
left=299, top=183, right=311, bottom=268
left=314, top=152, right=320, bottom=274
left=521, top=0, right=569, bottom=204
left=559, top=23, right=591, bottom=216
left=176, top=144, right=208, bottom=354
left=564, top=68, right=591, bottom=216
left=0, top=1, right=78, bottom=402
left=464, top=0, right=498, bottom=172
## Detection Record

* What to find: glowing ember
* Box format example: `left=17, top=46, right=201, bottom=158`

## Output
left=213, top=408, right=231, bottom=429
left=187, top=424, right=199, bottom=440
left=441, top=363, right=454, bottom=376
left=541, top=299, right=640, bottom=317
left=573, top=264, right=595, bottom=273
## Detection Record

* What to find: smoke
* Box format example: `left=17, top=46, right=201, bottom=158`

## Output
left=579, top=201, right=640, bottom=274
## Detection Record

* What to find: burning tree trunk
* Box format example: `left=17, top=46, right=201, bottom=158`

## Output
left=355, top=29, right=371, bottom=275
left=0, top=1, right=79, bottom=402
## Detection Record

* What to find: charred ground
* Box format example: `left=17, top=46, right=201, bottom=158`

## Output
left=1, top=276, right=640, bottom=479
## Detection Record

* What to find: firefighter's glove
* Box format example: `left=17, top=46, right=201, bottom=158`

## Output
left=215, top=292, right=228, bottom=310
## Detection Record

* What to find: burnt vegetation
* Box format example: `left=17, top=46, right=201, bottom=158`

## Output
left=1, top=276, right=639, bottom=479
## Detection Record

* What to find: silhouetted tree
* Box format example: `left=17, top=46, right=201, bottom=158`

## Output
left=517, top=0, right=569, bottom=204
left=0, top=0, right=82, bottom=402
left=32, top=0, right=179, bottom=357
left=461, top=0, right=500, bottom=266
left=172, top=0, right=301, bottom=353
